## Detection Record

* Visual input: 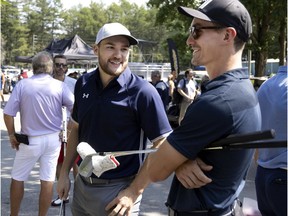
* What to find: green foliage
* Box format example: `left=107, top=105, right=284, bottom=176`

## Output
left=1, top=0, right=286, bottom=71
left=1, top=0, right=30, bottom=64
left=148, top=0, right=287, bottom=74
left=241, top=0, right=286, bottom=78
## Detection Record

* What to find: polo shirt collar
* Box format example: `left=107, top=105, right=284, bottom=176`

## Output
left=95, top=67, right=132, bottom=88
left=117, top=67, right=132, bottom=87
left=203, top=68, right=249, bottom=92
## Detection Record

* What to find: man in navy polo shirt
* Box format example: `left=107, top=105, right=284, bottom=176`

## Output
left=56, top=22, right=172, bottom=215
left=147, top=0, right=261, bottom=215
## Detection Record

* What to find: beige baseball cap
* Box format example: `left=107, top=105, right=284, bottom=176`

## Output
left=95, top=22, right=138, bottom=45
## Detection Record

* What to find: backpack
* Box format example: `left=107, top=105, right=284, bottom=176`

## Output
left=172, top=78, right=186, bottom=104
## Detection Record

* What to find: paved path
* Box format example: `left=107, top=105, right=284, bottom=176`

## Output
left=1, top=93, right=259, bottom=216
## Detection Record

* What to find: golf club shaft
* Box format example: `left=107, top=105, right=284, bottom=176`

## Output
left=98, top=148, right=157, bottom=157
left=206, top=140, right=287, bottom=150
left=209, top=129, right=275, bottom=147
left=89, top=130, right=281, bottom=157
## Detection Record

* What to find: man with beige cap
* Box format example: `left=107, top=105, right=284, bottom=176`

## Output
left=57, top=22, right=172, bottom=215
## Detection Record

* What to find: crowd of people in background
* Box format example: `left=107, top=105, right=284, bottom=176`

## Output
left=2, top=61, right=206, bottom=130
left=2, top=0, right=287, bottom=215
left=0, top=68, right=82, bottom=96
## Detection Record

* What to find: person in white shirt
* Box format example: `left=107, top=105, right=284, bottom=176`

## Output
left=177, top=68, right=197, bottom=125
left=51, top=54, right=78, bottom=207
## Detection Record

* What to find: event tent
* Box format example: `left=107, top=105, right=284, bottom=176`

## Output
left=15, top=34, right=97, bottom=64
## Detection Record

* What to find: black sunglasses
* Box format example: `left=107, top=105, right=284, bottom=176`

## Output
left=54, top=63, right=68, bottom=68
left=189, top=26, right=225, bottom=40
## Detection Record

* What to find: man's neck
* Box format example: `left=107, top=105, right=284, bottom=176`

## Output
left=206, top=53, right=243, bottom=80
left=54, top=74, right=65, bottom=82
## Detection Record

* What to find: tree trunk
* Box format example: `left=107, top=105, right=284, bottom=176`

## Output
left=278, top=18, right=286, bottom=66
left=254, top=51, right=268, bottom=89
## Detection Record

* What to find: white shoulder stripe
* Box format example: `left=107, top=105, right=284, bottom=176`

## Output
left=199, top=0, right=213, bottom=10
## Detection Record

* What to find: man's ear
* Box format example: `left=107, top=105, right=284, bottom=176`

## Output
left=224, top=28, right=237, bottom=41
left=92, top=44, right=98, bottom=56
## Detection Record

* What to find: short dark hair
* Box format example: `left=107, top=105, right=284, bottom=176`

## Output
left=185, top=68, right=193, bottom=77
left=151, top=70, right=161, bottom=78
left=53, top=54, right=67, bottom=62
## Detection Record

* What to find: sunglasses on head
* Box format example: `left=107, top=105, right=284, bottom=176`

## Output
left=54, top=63, right=68, bottom=68
left=189, top=26, right=225, bottom=40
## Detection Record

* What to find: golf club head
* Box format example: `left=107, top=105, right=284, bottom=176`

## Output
left=78, top=154, right=94, bottom=177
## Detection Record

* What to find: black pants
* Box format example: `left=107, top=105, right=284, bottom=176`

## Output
left=168, top=199, right=243, bottom=216
left=255, top=166, right=287, bottom=216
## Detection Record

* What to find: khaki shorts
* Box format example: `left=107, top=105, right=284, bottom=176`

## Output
left=11, top=132, right=61, bottom=181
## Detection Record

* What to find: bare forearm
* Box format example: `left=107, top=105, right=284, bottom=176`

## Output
left=130, top=159, right=152, bottom=198
left=178, top=89, right=189, bottom=99
left=61, top=124, right=79, bottom=175
left=3, top=114, right=15, bottom=135
left=147, top=140, right=187, bottom=182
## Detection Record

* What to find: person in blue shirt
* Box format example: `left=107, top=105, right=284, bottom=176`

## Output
left=146, top=0, right=261, bottom=215
left=255, top=65, right=287, bottom=216
left=56, top=22, right=172, bottom=215
left=150, top=70, right=170, bottom=110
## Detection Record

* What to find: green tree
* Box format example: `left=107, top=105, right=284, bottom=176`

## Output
left=1, top=0, right=65, bottom=64
left=22, top=0, right=63, bottom=54
left=1, top=33, right=6, bottom=65
left=106, top=0, right=167, bottom=62
left=61, top=0, right=167, bottom=63
left=243, top=0, right=286, bottom=84
left=148, top=0, right=287, bottom=75
left=61, top=2, right=108, bottom=46
left=1, top=0, right=29, bottom=64
left=147, top=0, right=199, bottom=69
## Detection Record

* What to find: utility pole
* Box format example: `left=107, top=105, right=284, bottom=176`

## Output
left=32, top=34, right=38, bottom=54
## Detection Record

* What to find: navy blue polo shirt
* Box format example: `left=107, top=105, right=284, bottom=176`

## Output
left=72, top=67, right=172, bottom=179
left=166, top=68, right=261, bottom=213
left=154, top=80, right=170, bottom=109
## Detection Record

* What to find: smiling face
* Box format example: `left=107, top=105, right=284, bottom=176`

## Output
left=94, top=35, right=130, bottom=78
left=186, top=18, right=225, bottom=67
left=53, top=57, right=68, bottom=80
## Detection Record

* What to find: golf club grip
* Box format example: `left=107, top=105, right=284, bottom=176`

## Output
left=206, top=140, right=287, bottom=150
left=209, top=129, right=275, bottom=147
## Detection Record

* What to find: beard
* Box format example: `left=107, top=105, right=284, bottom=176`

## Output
left=98, top=57, right=128, bottom=77
left=54, top=68, right=67, bottom=77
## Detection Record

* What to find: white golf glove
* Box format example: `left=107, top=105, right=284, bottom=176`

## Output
left=77, top=142, right=120, bottom=178
left=91, top=155, right=119, bottom=177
